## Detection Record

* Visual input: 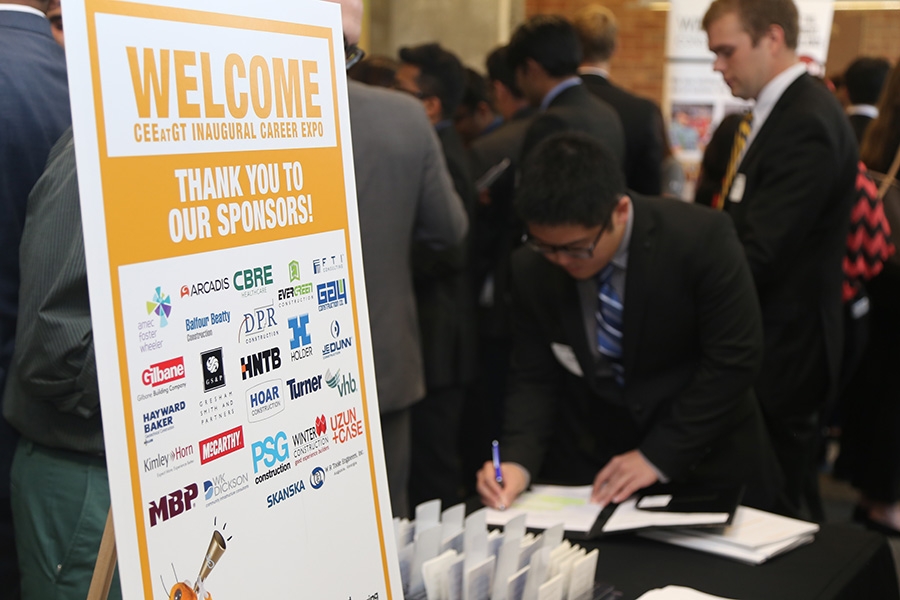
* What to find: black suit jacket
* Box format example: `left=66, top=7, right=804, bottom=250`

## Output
left=726, top=74, right=858, bottom=416
left=847, top=113, right=873, bottom=145
left=520, top=83, right=625, bottom=169
left=502, top=196, right=781, bottom=508
left=580, top=73, right=665, bottom=195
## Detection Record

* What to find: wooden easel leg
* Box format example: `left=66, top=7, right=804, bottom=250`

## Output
left=87, top=509, right=117, bottom=600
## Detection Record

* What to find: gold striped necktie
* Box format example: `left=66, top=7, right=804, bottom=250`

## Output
left=714, top=111, right=753, bottom=210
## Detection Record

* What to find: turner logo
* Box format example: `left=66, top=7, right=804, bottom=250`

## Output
left=239, top=302, right=278, bottom=344
left=199, top=425, right=244, bottom=464
left=316, top=279, right=347, bottom=311
left=233, top=264, right=273, bottom=297
left=286, top=374, right=322, bottom=400
left=289, top=314, right=313, bottom=361
left=148, top=482, right=198, bottom=527
left=266, top=479, right=305, bottom=509
left=201, top=348, right=226, bottom=391
left=240, top=347, right=281, bottom=380
left=246, top=379, right=284, bottom=422
left=142, top=357, right=185, bottom=387
left=322, top=319, right=352, bottom=359
left=180, top=278, right=230, bottom=298
left=325, top=369, right=357, bottom=397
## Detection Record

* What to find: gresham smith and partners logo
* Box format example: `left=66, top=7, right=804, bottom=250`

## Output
left=322, top=319, right=352, bottom=359
left=289, top=314, right=313, bottom=362
left=199, top=425, right=244, bottom=465
left=251, top=430, right=291, bottom=485
left=180, top=277, right=230, bottom=298
left=324, top=368, right=358, bottom=397
left=142, top=401, right=186, bottom=441
left=241, top=347, right=281, bottom=380
left=316, top=279, right=347, bottom=312
left=291, top=414, right=330, bottom=466
left=148, top=482, right=198, bottom=527
left=201, top=348, right=226, bottom=392
left=233, top=264, right=273, bottom=298
left=238, top=302, right=278, bottom=345
left=278, top=260, right=313, bottom=307
left=246, top=379, right=284, bottom=422
left=185, top=310, right=230, bottom=343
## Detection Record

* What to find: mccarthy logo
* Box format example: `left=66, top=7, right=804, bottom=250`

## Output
left=142, top=356, right=185, bottom=387
left=240, top=347, right=281, bottom=380
left=316, top=279, right=347, bottom=311
left=201, top=348, right=226, bottom=391
left=180, top=277, right=230, bottom=298
left=148, top=482, right=198, bottom=527
left=246, top=379, right=284, bottom=422
left=146, top=286, right=172, bottom=327
left=239, top=302, right=278, bottom=344
left=199, top=425, right=244, bottom=464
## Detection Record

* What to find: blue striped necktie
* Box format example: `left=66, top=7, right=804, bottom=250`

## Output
left=596, top=263, right=624, bottom=386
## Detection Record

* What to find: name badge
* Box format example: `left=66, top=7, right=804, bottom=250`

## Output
left=729, top=173, right=746, bottom=203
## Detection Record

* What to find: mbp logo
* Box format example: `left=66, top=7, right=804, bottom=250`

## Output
left=240, top=347, right=281, bottom=380
left=251, top=431, right=292, bottom=485
left=322, top=319, right=353, bottom=359
left=142, top=356, right=185, bottom=387
left=289, top=314, right=313, bottom=362
left=239, top=302, right=278, bottom=344
left=148, top=482, right=198, bottom=527
left=246, top=379, right=284, bottom=422
left=325, top=368, right=358, bottom=397
left=201, top=348, right=226, bottom=391
left=316, top=279, right=347, bottom=312
left=233, top=264, right=273, bottom=297
left=310, top=466, right=325, bottom=489
left=199, top=425, right=244, bottom=464
left=180, top=277, right=230, bottom=298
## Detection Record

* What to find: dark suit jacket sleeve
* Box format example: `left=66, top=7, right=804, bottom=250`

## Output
left=412, top=121, right=468, bottom=250
left=635, top=106, right=665, bottom=196
left=736, top=111, right=855, bottom=288
left=638, top=214, right=764, bottom=479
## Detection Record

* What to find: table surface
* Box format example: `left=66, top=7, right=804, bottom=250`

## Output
left=584, top=523, right=899, bottom=600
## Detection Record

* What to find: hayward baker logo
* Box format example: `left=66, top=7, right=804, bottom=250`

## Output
left=277, top=260, right=314, bottom=307
left=251, top=430, right=291, bottom=485
left=322, top=319, right=352, bottom=359
left=233, top=264, right=273, bottom=298
left=185, top=310, right=230, bottom=343
left=246, top=379, right=284, bottom=422
left=180, top=277, right=230, bottom=298
left=201, top=348, right=226, bottom=392
left=199, top=425, right=244, bottom=464
left=203, top=470, right=250, bottom=506
left=312, top=254, right=345, bottom=274
left=325, top=368, right=357, bottom=397
left=316, top=279, right=347, bottom=312
left=240, top=346, right=281, bottom=380
left=291, top=415, right=330, bottom=465
left=144, top=443, right=195, bottom=477
left=238, top=302, right=278, bottom=345
left=141, top=357, right=185, bottom=387
left=288, top=314, right=313, bottom=362
left=330, top=406, right=364, bottom=444
left=142, top=400, right=186, bottom=442
left=148, top=482, right=198, bottom=527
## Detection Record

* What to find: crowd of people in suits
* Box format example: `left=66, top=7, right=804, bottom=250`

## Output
left=1, top=0, right=899, bottom=597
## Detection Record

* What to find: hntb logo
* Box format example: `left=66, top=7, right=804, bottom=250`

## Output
left=240, top=347, right=281, bottom=380
left=316, top=279, right=347, bottom=312
left=322, top=319, right=353, bottom=359
left=142, top=356, right=185, bottom=387
left=239, top=302, right=278, bottom=344
left=148, top=482, right=198, bottom=527
left=325, top=369, right=357, bottom=397
left=199, top=425, right=244, bottom=464
left=201, top=348, right=226, bottom=391
left=233, top=264, right=273, bottom=297
left=246, top=379, right=284, bottom=422
left=289, top=314, right=313, bottom=361
left=146, top=286, right=172, bottom=327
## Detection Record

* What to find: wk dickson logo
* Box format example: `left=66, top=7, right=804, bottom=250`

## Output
left=246, top=379, right=284, bottom=422
left=185, top=310, right=230, bottom=343
left=148, top=482, right=198, bottom=527
left=312, top=254, right=345, bottom=274
left=233, top=264, right=273, bottom=297
left=142, top=357, right=185, bottom=387
left=322, top=319, right=352, bottom=359
left=291, top=415, right=330, bottom=465
left=325, top=368, right=358, bottom=397
left=203, top=471, right=250, bottom=506
left=146, top=286, right=172, bottom=328
left=316, top=279, right=347, bottom=312
left=288, top=314, right=313, bottom=362
left=199, top=425, right=244, bottom=465
left=201, top=348, right=226, bottom=392
left=277, top=260, right=314, bottom=307
left=180, top=277, right=230, bottom=298
left=251, top=431, right=291, bottom=485
left=240, top=347, right=281, bottom=380
left=238, top=302, right=278, bottom=345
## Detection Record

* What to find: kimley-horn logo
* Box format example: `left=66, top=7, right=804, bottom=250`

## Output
left=199, top=425, right=244, bottom=464
left=142, top=356, right=186, bottom=387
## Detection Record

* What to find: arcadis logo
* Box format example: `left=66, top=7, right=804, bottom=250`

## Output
left=246, top=379, right=284, bottom=422
left=146, top=286, right=172, bottom=327
left=199, top=425, right=244, bottom=465
left=148, top=482, right=198, bottom=527
left=322, top=319, right=352, bottom=359
left=180, top=277, right=230, bottom=298
left=288, top=314, right=313, bottom=362
left=142, top=356, right=185, bottom=387
left=316, top=279, right=347, bottom=312
left=233, top=264, right=273, bottom=297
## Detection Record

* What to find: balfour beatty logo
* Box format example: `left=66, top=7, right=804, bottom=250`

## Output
left=142, top=357, right=185, bottom=387
left=199, top=425, right=244, bottom=464
left=143, top=401, right=186, bottom=434
left=148, top=482, right=198, bottom=527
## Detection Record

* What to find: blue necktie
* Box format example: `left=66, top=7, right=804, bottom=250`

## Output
left=596, top=264, right=624, bottom=386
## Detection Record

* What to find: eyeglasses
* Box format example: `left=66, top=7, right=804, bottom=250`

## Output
left=522, top=227, right=605, bottom=259
left=345, top=42, right=366, bottom=71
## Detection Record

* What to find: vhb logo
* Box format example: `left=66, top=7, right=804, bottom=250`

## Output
left=148, top=483, right=198, bottom=527
left=240, top=303, right=277, bottom=342
left=241, top=347, right=281, bottom=380
left=325, top=369, right=358, bottom=397
left=251, top=431, right=289, bottom=473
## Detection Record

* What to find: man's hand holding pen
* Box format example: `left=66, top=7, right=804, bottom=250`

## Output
left=476, top=461, right=528, bottom=511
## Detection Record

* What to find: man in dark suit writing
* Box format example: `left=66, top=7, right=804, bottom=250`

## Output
left=476, top=133, right=781, bottom=510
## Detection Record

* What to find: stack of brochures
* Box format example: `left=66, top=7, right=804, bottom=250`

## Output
left=394, top=499, right=612, bottom=600
left=639, top=506, right=819, bottom=565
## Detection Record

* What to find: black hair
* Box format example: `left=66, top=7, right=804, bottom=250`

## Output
left=845, top=57, right=891, bottom=106
left=516, top=132, right=624, bottom=227
left=459, top=67, right=492, bottom=113
left=506, top=15, right=582, bottom=78
left=398, top=43, right=466, bottom=119
left=486, top=46, right=523, bottom=99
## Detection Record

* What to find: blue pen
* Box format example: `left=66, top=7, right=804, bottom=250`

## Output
left=492, top=440, right=504, bottom=487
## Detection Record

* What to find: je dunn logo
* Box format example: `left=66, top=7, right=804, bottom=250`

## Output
left=146, top=287, right=172, bottom=328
